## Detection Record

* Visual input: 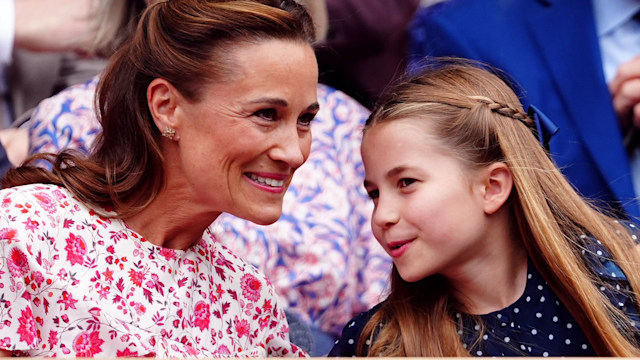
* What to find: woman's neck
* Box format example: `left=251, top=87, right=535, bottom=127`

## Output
left=122, top=181, right=221, bottom=251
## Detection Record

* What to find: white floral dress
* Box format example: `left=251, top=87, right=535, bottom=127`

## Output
left=0, top=183, right=305, bottom=357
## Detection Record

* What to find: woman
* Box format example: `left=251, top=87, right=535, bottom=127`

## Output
left=0, top=0, right=318, bottom=356
left=329, top=59, right=640, bottom=356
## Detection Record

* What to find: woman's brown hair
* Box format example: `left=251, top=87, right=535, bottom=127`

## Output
left=358, top=58, right=640, bottom=356
left=2, top=0, right=315, bottom=217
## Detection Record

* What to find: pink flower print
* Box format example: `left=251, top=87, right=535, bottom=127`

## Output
left=52, top=189, right=66, bottom=201
left=0, top=228, right=16, bottom=240
left=65, top=233, right=86, bottom=265
left=236, top=318, right=250, bottom=338
left=216, top=345, right=231, bottom=356
left=72, top=330, right=104, bottom=357
left=240, top=274, right=262, bottom=302
left=48, top=330, right=59, bottom=347
left=193, top=301, right=210, bottom=331
left=17, top=307, right=37, bottom=345
left=159, top=247, right=177, bottom=261
left=32, top=271, right=44, bottom=286
left=7, top=248, right=30, bottom=278
left=58, top=291, right=78, bottom=310
left=34, top=192, right=56, bottom=214
left=23, top=217, right=39, bottom=232
left=128, top=268, right=147, bottom=287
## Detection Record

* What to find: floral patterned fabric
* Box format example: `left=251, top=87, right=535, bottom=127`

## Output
left=0, top=183, right=305, bottom=357
left=27, top=77, right=392, bottom=337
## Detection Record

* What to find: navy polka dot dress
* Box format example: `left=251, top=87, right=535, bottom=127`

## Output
left=329, top=228, right=640, bottom=357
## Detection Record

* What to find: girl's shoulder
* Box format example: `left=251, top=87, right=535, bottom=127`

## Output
left=328, top=302, right=385, bottom=357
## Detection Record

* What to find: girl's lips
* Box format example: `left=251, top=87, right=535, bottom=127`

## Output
left=387, top=239, right=414, bottom=258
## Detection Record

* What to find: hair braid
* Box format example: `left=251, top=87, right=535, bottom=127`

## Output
left=468, top=95, right=534, bottom=127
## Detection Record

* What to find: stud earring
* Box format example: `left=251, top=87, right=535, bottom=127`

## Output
left=162, top=127, right=176, bottom=140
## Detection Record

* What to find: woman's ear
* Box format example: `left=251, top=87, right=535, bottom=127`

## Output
left=480, top=162, right=513, bottom=215
left=147, top=78, right=181, bottom=140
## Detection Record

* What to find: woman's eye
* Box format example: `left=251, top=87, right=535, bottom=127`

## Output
left=398, top=178, right=417, bottom=188
left=254, top=109, right=277, bottom=121
left=367, top=189, right=379, bottom=200
left=298, top=112, right=317, bottom=127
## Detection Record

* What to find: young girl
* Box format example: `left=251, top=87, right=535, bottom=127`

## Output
left=329, top=60, right=640, bottom=357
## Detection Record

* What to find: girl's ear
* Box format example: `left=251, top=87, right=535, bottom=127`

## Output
left=480, top=162, right=513, bottom=215
left=147, top=78, right=182, bottom=140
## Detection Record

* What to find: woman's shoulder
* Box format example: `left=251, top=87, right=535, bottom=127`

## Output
left=0, top=184, right=75, bottom=211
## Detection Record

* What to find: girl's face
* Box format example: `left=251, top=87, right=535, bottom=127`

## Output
left=362, top=118, right=493, bottom=283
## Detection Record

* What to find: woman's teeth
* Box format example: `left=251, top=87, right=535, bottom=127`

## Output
left=249, top=174, right=284, bottom=187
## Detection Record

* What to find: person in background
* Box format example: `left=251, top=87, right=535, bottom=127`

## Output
left=0, top=0, right=318, bottom=356
left=408, top=0, right=640, bottom=220
left=24, top=0, right=392, bottom=355
left=330, top=59, right=640, bottom=357
left=315, top=0, right=420, bottom=109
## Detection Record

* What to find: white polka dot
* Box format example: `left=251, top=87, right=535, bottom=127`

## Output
left=455, top=312, right=461, bottom=319
left=514, top=307, right=520, bottom=313
left=463, top=343, right=468, bottom=349
left=348, top=339, right=354, bottom=345
left=476, top=351, right=483, bottom=356
left=582, top=344, right=588, bottom=350
left=348, top=321, right=355, bottom=328
left=497, top=313, right=502, bottom=319
left=334, top=340, right=339, bottom=344
left=365, top=339, right=371, bottom=345
left=520, top=345, right=527, bottom=350
left=536, top=312, right=543, bottom=318
left=528, top=274, right=532, bottom=279
left=612, top=272, right=617, bottom=277
left=600, top=286, right=606, bottom=291
left=538, top=285, right=544, bottom=290
left=526, top=296, right=531, bottom=302
left=483, top=334, right=488, bottom=340
left=474, top=324, right=480, bottom=331
left=540, top=296, right=546, bottom=302
left=532, top=329, right=538, bottom=335
left=501, top=322, right=507, bottom=327
left=504, top=336, right=510, bottom=343
left=596, top=250, right=603, bottom=256
left=580, top=234, right=587, bottom=239
left=527, top=347, right=532, bottom=352
left=616, top=284, right=621, bottom=291
left=633, top=235, right=638, bottom=240
left=567, top=323, right=573, bottom=329
left=565, top=339, right=571, bottom=345
left=543, top=352, right=549, bottom=357
left=457, top=329, right=463, bottom=335
left=548, top=334, right=554, bottom=340
left=552, top=316, right=558, bottom=322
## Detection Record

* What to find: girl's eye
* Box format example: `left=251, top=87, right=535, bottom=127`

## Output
left=398, top=178, right=417, bottom=188
left=367, top=189, right=379, bottom=200
left=298, top=112, right=317, bottom=127
left=254, top=108, right=277, bottom=121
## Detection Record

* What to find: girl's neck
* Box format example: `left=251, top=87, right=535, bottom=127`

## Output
left=447, top=214, right=528, bottom=315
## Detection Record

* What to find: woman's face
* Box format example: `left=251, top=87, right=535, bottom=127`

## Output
left=362, top=119, right=490, bottom=283
left=174, top=39, right=319, bottom=225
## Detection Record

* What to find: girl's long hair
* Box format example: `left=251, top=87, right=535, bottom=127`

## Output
left=2, top=0, right=315, bottom=218
left=359, top=58, right=640, bottom=356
